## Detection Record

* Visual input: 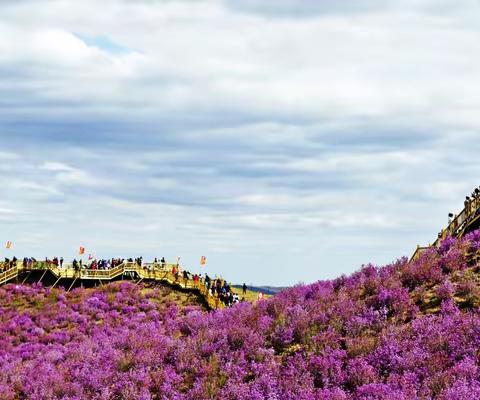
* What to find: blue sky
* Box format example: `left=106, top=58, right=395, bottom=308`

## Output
left=0, top=0, right=479, bottom=285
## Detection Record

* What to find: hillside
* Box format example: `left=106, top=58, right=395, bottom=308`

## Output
left=233, top=284, right=287, bottom=296
left=2, top=232, right=480, bottom=398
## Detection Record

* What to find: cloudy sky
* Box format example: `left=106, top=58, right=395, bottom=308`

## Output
left=0, top=0, right=479, bottom=285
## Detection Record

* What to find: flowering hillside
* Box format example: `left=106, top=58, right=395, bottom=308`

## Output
left=2, top=233, right=480, bottom=399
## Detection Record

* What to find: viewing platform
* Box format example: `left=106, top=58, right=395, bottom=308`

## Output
left=0, top=261, right=226, bottom=310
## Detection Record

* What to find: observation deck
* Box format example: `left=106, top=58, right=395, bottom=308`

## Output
left=0, top=261, right=226, bottom=310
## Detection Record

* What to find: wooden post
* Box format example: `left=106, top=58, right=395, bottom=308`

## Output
left=38, top=269, right=48, bottom=284
left=51, top=277, right=61, bottom=289
left=21, top=271, right=32, bottom=284
left=67, top=277, right=78, bottom=292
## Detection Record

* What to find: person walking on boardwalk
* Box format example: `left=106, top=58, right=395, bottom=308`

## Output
left=193, top=273, right=199, bottom=288
left=465, top=196, right=471, bottom=216
left=73, top=259, right=79, bottom=277
left=205, top=274, right=211, bottom=290
left=242, top=283, right=247, bottom=295
left=183, top=270, right=189, bottom=287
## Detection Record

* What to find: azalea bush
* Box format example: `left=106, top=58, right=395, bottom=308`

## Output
left=1, top=233, right=480, bottom=399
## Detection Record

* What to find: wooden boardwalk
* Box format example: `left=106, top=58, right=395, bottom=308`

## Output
left=0, top=262, right=225, bottom=310
left=412, top=193, right=480, bottom=261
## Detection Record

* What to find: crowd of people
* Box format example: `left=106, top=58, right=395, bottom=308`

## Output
left=204, top=274, right=240, bottom=306
left=437, top=188, right=480, bottom=241
left=0, top=257, right=18, bottom=272
left=72, top=258, right=124, bottom=271
left=464, top=187, right=480, bottom=218
left=168, top=264, right=245, bottom=307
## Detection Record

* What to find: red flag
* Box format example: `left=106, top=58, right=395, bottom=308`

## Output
left=200, top=256, right=206, bottom=266
left=79, top=246, right=85, bottom=255
left=5, top=241, right=12, bottom=249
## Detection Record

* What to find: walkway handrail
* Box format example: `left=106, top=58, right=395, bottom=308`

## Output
left=0, top=266, right=18, bottom=285
left=412, top=193, right=480, bottom=261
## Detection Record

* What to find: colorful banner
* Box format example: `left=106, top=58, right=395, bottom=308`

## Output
left=79, top=246, right=85, bottom=255
left=200, top=256, right=206, bottom=266
left=5, top=241, right=12, bottom=249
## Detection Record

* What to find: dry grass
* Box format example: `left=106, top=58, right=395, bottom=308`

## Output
left=235, top=288, right=271, bottom=302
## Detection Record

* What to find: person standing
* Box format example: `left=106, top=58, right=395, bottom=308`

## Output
left=465, top=196, right=471, bottom=216
left=73, top=259, right=79, bottom=277
left=242, top=283, right=247, bottom=295
left=183, top=270, right=189, bottom=287
left=205, top=274, right=211, bottom=290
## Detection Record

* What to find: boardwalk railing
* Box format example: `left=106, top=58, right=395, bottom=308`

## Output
left=412, top=194, right=480, bottom=261
left=0, top=262, right=224, bottom=310
left=0, top=267, right=19, bottom=286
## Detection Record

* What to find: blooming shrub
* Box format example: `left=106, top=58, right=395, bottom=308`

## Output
left=1, top=234, right=480, bottom=398
left=436, top=280, right=454, bottom=302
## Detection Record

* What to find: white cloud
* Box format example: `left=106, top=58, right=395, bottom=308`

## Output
left=1, top=0, right=479, bottom=124
left=0, top=151, right=20, bottom=160
left=39, top=162, right=112, bottom=187
left=40, top=162, right=76, bottom=172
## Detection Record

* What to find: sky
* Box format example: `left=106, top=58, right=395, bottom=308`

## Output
left=0, top=0, right=479, bottom=286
